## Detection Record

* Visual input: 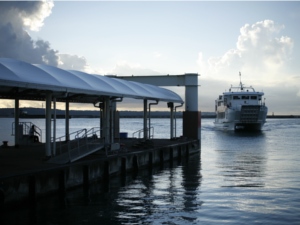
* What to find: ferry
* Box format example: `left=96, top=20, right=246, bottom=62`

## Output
left=214, top=73, right=268, bottom=130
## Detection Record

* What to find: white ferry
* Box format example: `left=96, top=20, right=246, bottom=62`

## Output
left=214, top=73, right=268, bottom=130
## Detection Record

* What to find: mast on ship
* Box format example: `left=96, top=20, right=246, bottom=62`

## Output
left=239, top=72, right=244, bottom=90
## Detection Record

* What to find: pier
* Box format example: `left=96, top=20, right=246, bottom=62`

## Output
left=0, top=138, right=199, bottom=207
left=0, top=58, right=201, bottom=207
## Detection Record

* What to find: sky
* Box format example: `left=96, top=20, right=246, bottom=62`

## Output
left=0, top=1, right=299, bottom=115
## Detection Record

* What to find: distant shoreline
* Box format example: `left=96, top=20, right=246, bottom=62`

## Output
left=0, top=115, right=299, bottom=119
left=0, top=108, right=298, bottom=119
left=0, top=115, right=300, bottom=119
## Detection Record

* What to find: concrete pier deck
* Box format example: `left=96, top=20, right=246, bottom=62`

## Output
left=0, top=138, right=200, bottom=207
left=0, top=138, right=197, bottom=178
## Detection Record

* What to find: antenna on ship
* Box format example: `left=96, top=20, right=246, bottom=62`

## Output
left=239, top=71, right=243, bottom=90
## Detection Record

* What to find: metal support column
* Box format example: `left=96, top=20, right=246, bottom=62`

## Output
left=168, top=102, right=174, bottom=139
left=45, top=92, right=52, bottom=158
left=175, top=103, right=183, bottom=138
left=103, top=97, right=110, bottom=144
left=100, top=104, right=103, bottom=139
left=65, top=99, right=70, bottom=142
left=143, top=99, right=148, bottom=139
left=185, top=74, right=198, bottom=112
left=183, top=74, right=201, bottom=141
left=14, top=97, right=19, bottom=147
left=52, top=97, right=56, bottom=156
left=110, top=101, right=114, bottom=143
left=171, top=105, right=174, bottom=139
left=148, top=100, right=159, bottom=139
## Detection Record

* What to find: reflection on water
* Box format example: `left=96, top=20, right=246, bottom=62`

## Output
left=1, top=118, right=300, bottom=224
left=114, top=154, right=202, bottom=224
left=214, top=131, right=267, bottom=188
left=0, top=154, right=202, bottom=225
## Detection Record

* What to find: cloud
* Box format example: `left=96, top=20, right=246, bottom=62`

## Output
left=109, top=61, right=161, bottom=76
left=0, top=1, right=92, bottom=72
left=197, top=20, right=299, bottom=114
left=58, top=54, right=90, bottom=72
left=0, top=1, right=103, bottom=110
left=198, top=20, right=294, bottom=84
left=0, top=1, right=59, bottom=66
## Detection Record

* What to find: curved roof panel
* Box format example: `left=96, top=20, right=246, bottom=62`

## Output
left=0, top=58, right=183, bottom=103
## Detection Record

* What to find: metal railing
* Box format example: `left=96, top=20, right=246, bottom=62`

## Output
left=11, top=122, right=42, bottom=142
left=75, top=127, right=100, bottom=139
left=132, top=127, right=154, bottom=139
left=53, top=127, right=102, bottom=161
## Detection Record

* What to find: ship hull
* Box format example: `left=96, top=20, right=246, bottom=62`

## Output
left=214, top=105, right=268, bottom=131
left=214, top=120, right=264, bottom=131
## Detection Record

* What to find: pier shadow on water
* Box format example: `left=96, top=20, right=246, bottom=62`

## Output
left=0, top=153, right=202, bottom=225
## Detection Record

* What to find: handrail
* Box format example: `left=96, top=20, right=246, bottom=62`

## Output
left=53, top=128, right=87, bottom=155
left=74, top=128, right=88, bottom=139
left=12, top=121, right=43, bottom=142
left=76, top=127, right=101, bottom=139
left=53, top=127, right=102, bottom=161
left=132, top=128, right=143, bottom=139
left=132, top=127, right=154, bottom=139
left=85, top=127, right=101, bottom=139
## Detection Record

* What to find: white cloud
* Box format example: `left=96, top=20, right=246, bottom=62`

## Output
left=58, top=54, right=91, bottom=72
left=198, top=20, right=294, bottom=84
left=22, top=0, right=54, bottom=31
left=109, top=60, right=161, bottom=76
left=197, top=20, right=299, bottom=114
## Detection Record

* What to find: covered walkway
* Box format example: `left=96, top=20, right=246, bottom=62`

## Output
left=0, top=58, right=186, bottom=162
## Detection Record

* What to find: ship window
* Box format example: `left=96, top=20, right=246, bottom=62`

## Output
left=219, top=95, right=222, bottom=100
left=233, top=96, right=240, bottom=99
left=242, top=96, right=249, bottom=99
left=218, top=101, right=223, bottom=106
left=251, top=96, right=257, bottom=100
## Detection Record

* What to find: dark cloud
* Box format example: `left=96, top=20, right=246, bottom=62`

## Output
left=0, top=1, right=59, bottom=66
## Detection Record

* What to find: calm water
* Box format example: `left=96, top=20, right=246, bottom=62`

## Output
left=1, top=118, right=300, bottom=224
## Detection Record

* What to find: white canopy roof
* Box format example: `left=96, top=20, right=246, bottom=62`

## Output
left=0, top=58, right=183, bottom=104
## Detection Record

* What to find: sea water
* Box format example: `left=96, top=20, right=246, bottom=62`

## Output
left=0, top=118, right=300, bottom=224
